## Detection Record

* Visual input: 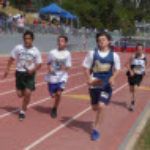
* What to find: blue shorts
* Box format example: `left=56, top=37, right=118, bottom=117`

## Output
left=89, top=86, right=112, bottom=105
left=48, top=82, right=66, bottom=94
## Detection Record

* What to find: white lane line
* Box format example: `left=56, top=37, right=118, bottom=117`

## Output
left=23, top=82, right=128, bottom=150
left=0, top=72, right=83, bottom=96
left=0, top=83, right=86, bottom=119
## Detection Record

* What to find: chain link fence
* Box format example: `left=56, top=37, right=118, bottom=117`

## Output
left=0, top=22, right=98, bottom=54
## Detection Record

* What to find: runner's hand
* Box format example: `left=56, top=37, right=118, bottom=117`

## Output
left=109, top=77, right=115, bottom=86
left=3, top=70, right=9, bottom=79
left=130, top=70, right=134, bottom=77
left=87, top=78, right=93, bottom=85
left=49, top=67, right=54, bottom=73
left=27, top=69, right=35, bottom=75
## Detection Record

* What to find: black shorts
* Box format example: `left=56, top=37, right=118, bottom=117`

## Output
left=15, top=71, right=35, bottom=91
left=89, top=86, right=112, bottom=106
left=127, top=74, right=143, bottom=86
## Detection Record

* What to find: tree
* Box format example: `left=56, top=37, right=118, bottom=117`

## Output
left=62, top=0, right=124, bottom=30
left=10, top=0, right=148, bottom=34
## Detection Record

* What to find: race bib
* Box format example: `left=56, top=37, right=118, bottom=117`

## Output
left=101, top=91, right=109, bottom=99
left=133, top=65, right=144, bottom=74
left=60, top=82, right=66, bottom=89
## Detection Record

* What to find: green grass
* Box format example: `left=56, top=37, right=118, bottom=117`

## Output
left=134, top=119, right=150, bottom=150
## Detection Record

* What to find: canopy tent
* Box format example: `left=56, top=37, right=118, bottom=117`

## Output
left=39, top=3, right=78, bottom=28
left=39, top=3, right=78, bottom=20
left=61, top=11, right=78, bottom=20
left=39, top=3, right=66, bottom=14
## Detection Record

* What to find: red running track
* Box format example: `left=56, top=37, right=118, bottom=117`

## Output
left=0, top=52, right=150, bottom=150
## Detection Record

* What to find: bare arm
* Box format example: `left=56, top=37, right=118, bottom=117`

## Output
left=3, top=57, right=15, bottom=78
left=109, top=53, right=121, bottom=86
left=35, top=63, right=42, bottom=71
left=28, top=63, right=42, bottom=75
left=109, top=70, right=120, bottom=86
left=125, top=56, right=134, bottom=76
left=112, top=70, right=120, bottom=80
left=145, top=58, right=148, bottom=69
left=83, top=67, right=92, bottom=84
left=126, top=56, right=133, bottom=71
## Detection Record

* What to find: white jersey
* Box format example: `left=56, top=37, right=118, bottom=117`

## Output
left=46, top=49, right=72, bottom=83
left=11, top=44, right=42, bottom=72
left=130, top=54, right=146, bottom=75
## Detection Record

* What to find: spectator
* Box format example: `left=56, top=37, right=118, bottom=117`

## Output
left=6, top=14, right=13, bottom=33
left=33, top=19, right=38, bottom=25
left=2, top=0, right=6, bottom=9
left=65, top=24, right=70, bottom=35
left=0, top=16, right=5, bottom=33
left=56, top=23, right=60, bottom=34
left=122, top=39, right=128, bottom=52
left=94, top=28, right=98, bottom=33
left=82, top=34, right=88, bottom=50
left=12, top=17, right=17, bottom=32
left=136, top=40, right=139, bottom=46
left=6, top=0, right=9, bottom=6
left=17, top=15, right=25, bottom=33
left=110, top=40, right=115, bottom=51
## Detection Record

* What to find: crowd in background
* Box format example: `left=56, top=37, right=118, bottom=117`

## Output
left=0, top=14, right=25, bottom=33
left=0, top=12, right=98, bottom=36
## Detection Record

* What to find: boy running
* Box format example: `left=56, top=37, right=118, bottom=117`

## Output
left=45, top=35, right=71, bottom=118
left=3, top=30, right=42, bottom=121
left=82, top=32, right=120, bottom=140
left=126, top=43, right=147, bottom=111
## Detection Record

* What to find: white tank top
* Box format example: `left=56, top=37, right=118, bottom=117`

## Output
left=130, top=54, right=146, bottom=75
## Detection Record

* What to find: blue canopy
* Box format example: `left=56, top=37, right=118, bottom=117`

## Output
left=61, top=11, right=78, bottom=20
left=39, top=3, right=66, bottom=14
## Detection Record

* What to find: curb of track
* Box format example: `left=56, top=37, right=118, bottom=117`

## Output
left=118, top=102, right=150, bottom=150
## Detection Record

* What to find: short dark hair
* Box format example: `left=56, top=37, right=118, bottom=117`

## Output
left=136, top=43, right=144, bottom=49
left=96, top=32, right=111, bottom=42
left=23, top=30, right=34, bottom=40
left=58, top=35, right=68, bottom=42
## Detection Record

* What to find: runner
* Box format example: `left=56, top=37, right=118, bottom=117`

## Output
left=45, top=35, right=72, bottom=118
left=82, top=32, right=120, bottom=140
left=3, top=30, right=42, bottom=121
left=126, top=43, right=147, bottom=111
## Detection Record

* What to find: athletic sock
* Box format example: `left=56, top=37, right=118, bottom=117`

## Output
left=20, top=110, right=26, bottom=114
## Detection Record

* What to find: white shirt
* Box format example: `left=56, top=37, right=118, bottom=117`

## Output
left=11, top=44, right=42, bottom=72
left=82, top=50, right=121, bottom=70
left=46, top=49, right=72, bottom=83
left=17, top=17, right=24, bottom=28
